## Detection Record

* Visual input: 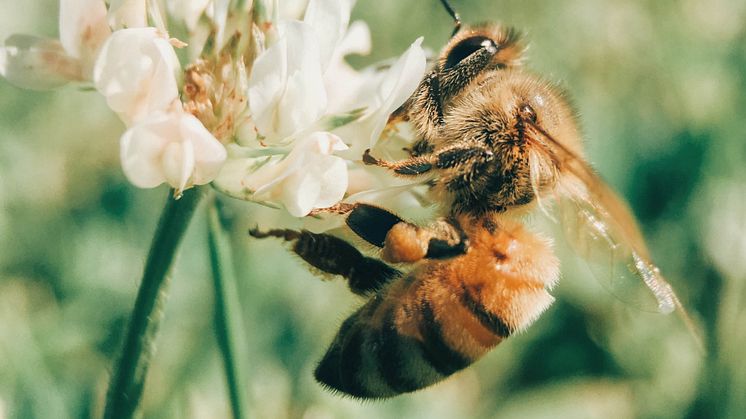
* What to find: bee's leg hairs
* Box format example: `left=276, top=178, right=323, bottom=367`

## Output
left=249, top=227, right=400, bottom=295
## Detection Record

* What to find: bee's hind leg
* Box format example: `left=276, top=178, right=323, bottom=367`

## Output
left=344, top=203, right=469, bottom=264
left=249, top=227, right=400, bottom=295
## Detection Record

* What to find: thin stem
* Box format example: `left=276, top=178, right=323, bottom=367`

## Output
left=208, top=200, right=250, bottom=419
left=104, top=187, right=206, bottom=419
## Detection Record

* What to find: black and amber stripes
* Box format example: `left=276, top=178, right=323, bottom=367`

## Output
left=313, top=265, right=518, bottom=399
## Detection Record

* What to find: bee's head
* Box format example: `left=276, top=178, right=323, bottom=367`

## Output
left=438, top=24, right=525, bottom=73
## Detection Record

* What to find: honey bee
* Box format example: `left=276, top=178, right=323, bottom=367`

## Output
left=250, top=0, right=696, bottom=399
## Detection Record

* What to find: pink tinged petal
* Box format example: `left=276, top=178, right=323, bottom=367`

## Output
left=108, top=0, right=148, bottom=30
left=93, top=28, right=181, bottom=125
left=119, top=112, right=226, bottom=191
left=0, top=35, right=82, bottom=90
left=59, top=0, right=111, bottom=76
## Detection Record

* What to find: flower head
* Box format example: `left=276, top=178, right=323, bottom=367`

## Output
left=1, top=0, right=428, bottom=219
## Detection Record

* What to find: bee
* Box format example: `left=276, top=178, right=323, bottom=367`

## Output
left=250, top=0, right=696, bottom=399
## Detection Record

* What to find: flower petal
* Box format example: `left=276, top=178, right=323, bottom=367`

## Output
left=304, top=0, right=353, bottom=71
left=180, top=114, right=229, bottom=184
left=236, top=132, right=348, bottom=216
left=166, top=0, right=212, bottom=30
left=120, top=112, right=226, bottom=192
left=108, top=0, right=148, bottom=30
left=335, top=37, right=426, bottom=155
left=249, top=21, right=327, bottom=142
left=59, top=0, right=111, bottom=76
left=323, top=20, right=372, bottom=113
left=93, top=28, right=181, bottom=125
left=0, top=34, right=82, bottom=89
left=161, top=139, right=196, bottom=193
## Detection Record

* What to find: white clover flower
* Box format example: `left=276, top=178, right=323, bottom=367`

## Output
left=121, top=111, right=227, bottom=194
left=93, top=27, right=182, bottom=126
left=1, top=0, right=430, bottom=214
left=216, top=0, right=428, bottom=217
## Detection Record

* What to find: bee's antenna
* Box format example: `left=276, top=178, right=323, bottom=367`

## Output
left=439, top=0, right=462, bottom=37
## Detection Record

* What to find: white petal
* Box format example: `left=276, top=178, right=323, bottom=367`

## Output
left=375, top=37, right=427, bottom=122
left=248, top=21, right=327, bottom=142
left=108, top=0, right=148, bottom=30
left=312, top=156, right=348, bottom=207
left=212, top=0, right=230, bottom=47
left=120, top=114, right=173, bottom=188
left=335, top=37, right=426, bottom=155
left=161, top=140, right=195, bottom=193
left=248, top=38, right=288, bottom=139
left=166, top=0, right=212, bottom=29
left=277, top=0, right=309, bottom=20
left=93, top=28, right=181, bottom=125
left=304, top=0, right=352, bottom=71
left=0, top=35, right=82, bottom=90
left=323, top=20, right=372, bottom=113
left=283, top=171, right=322, bottom=217
left=336, top=20, right=372, bottom=57
left=180, top=114, right=228, bottom=184
left=59, top=0, right=111, bottom=76
left=237, top=132, right=347, bottom=216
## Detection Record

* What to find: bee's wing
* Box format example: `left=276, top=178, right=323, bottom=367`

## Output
left=527, top=122, right=679, bottom=314
left=557, top=181, right=677, bottom=313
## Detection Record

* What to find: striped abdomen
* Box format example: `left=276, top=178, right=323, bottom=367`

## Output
left=315, top=220, right=560, bottom=398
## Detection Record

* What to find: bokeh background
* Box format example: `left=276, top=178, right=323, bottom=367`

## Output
left=1, top=0, right=745, bottom=418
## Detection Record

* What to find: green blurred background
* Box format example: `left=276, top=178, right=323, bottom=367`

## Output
left=1, top=0, right=745, bottom=418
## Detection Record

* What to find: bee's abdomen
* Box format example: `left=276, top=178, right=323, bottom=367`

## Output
left=314, top=272, right=514, bottom=398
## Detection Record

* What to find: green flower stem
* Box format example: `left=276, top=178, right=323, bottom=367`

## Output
left=104, top=187, right=207, bottom=419
left=208, top=201, right=250, bottom=419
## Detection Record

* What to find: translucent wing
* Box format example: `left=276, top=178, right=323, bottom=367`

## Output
left=526, top=122, right=679, bottom=314
left=558, top=190, right=676, bottom=313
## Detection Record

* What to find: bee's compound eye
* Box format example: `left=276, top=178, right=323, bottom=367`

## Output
left=519, top=104, right=537, bottom=123
left=443, top=36, right=497, bottom=70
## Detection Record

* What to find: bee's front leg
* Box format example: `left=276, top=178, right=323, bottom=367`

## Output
left=362, top=149, right=435, bottom=177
